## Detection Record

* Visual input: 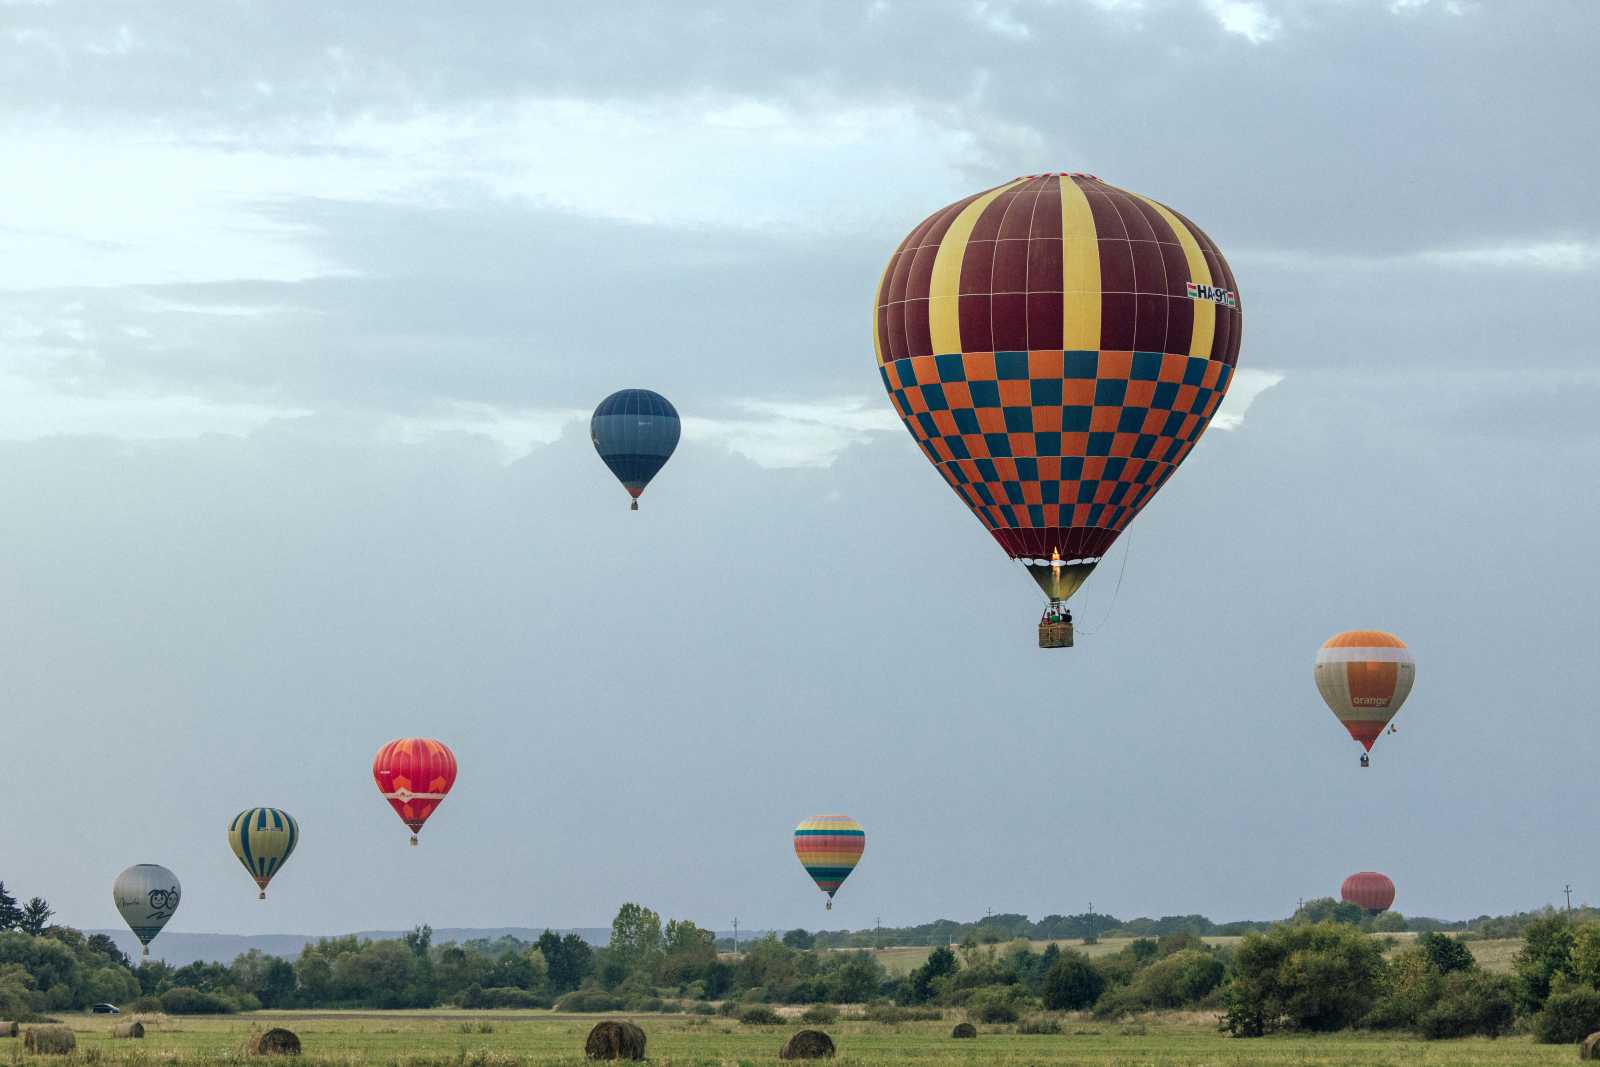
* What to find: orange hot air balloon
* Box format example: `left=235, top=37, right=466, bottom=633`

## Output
left=873, top=173, right=1242, bottom=645
left=1314, top=631, right=1415, bottom=766
left=372, top=738, right=457, bottom=845
left=1341, top=871, right=1395, bottom=914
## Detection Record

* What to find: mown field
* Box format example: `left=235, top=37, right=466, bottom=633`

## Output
left=4, top=1008, right=1577, bottom=1067
left=864, top=934, right=1524, bottom=976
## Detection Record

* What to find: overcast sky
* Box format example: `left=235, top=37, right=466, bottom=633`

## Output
left=2, top=0, right=1597, bottom=941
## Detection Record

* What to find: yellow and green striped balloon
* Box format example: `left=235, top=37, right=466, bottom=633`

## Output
left=227, top=807, right=299, bottom=900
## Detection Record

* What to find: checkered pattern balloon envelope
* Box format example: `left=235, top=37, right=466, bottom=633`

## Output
left=873, top=174, right=1242, bottom=604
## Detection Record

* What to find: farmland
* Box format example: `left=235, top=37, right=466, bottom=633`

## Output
left=11, top=1008, right=1575, bottom=1067
left=863, top=934, right=1525, bottom=976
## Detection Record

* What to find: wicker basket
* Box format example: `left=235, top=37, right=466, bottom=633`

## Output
left=1038, top=620, right=1074, bottom=648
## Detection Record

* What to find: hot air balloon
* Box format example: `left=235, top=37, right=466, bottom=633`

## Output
left=373, top=737, right=457, bottom=846
left=872, top=174, right=1242, bottom=647
left=227, top=807, right=299, bottom=900
left=591, top=389, right=680, bottom=510
left=1314, top=631, right=1415, bottom=766
left=1341, top=871, right=1396, bottom=914
left=794, top=815, right=864, bottom=910
left=112, top=864, right=180, bottom=957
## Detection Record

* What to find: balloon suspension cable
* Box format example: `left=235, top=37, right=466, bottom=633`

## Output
left=410, top=834, right=419, bottom=847
left=1072, top=530, right=1133, bottom=637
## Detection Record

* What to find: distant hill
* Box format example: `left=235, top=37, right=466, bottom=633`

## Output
left=86, top=927, right=613, bottom=967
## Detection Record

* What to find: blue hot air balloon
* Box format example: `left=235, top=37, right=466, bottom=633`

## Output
left=591, top=389, right=680, bottom=510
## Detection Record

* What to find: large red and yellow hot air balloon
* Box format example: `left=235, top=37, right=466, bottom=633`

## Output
left=1341, top=871, right=1396, bottom=914
left=373, top=738, right=457, bottom=845
left=873, top=174, right=1242, bottom=646
left=1314, top=631, right=1415, bottom=766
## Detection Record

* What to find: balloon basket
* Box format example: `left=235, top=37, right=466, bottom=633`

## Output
left=630, top=499, right=639, bottom=511
left=825, top=901, right=832, bottom=911
left=1038, top=620, right=1074, bottom=649
left=410, top=835, right=418, bottom=847
left=258, top=891, right=266, bottom=900
left=142, top=946, right=149, bottom=957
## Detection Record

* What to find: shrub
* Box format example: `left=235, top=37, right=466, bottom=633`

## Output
left=863, top=1002, right=939, bottom=1022
left=1220, top=922, right=1385, bottom=1036
left=467, top=986, right=550, bottom=1009
left=625, top=996, right=665, bottom=1013
left=691, top=1001, right=715, bottom=1015
left=1417, top=971, right=1515, bottom=1040
left=1533, top=984, right=1600, bottom=1044
left=127, top=996, right=162, bottom=1014
left=1017, top=1015, right=1062, bottom=1034
left=159, top=987, right=235, bottom=1015
left=965, top=985, right=1034, bottom=1024
left=738, top=1005, right=783, bottom=1025
left=555, top=988, right=625, bottom=1013
left=1041, top=952, right=1104, bottom=1011
left=1096, top=949, right=1224, bottom=1016
left=800, top=1004, right=838, bottom=1024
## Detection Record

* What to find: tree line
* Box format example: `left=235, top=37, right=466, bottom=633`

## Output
left=9, top=879, right=1600, bottom=1043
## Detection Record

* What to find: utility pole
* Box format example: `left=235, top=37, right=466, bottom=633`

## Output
left=875, top=916, right=881, bottom=949
left=732, top=917, right=739, bottom=955
left=1566, top=886, right=1574, bottom=913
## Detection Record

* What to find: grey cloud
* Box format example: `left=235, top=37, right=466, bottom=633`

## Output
left=3, top=2, right=1593, bottom=256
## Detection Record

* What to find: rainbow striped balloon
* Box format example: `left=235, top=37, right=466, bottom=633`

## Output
left=794, top=815, right=865, bottom=909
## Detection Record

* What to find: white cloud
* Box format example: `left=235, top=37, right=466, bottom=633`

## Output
left=0, top=95, right=980, bottom=290
left=0, top=371, right=309, bottom=441
left=1418, top=240, right=1598, bottom=272
left=688, top=396, right=903, bottom=469
left=1210, top=367, right=1284, bottom=430
left=1238, top=238, right=1600, bottom=274
left=1202, top=0, right=1282, bottom=43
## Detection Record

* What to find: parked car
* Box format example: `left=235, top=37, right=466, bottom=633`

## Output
left=91, top=1004, right=120, bottom=1014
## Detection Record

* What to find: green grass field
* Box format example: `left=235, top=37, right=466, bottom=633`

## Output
left=4, top=1008, right=1575, bottom=1067
left=864, top=935, right=1525, bottom=976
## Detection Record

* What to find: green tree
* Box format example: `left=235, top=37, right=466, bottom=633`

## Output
left=1291, top=898, right=1366, bottom=926
left=609, top=903, right=664, bottom=968
left=1041, top=951, right=1104, bottom=1010
left=782, top=929, right=815, bottom=950
left=537, top=931, right=593, bottom=994
left=1416, top=931, right=1475, bottom=975
left=907, top=945, right=958, bottom=1004
left=0, top=884, right=22, bottom=932
left=18, top=898, right=53, bottom=936
left=1570, top=923, right=1600, bottom=987
left=1514, top=913, right=1575, bottom=1012
left=1221, top=922, right=1386, bottom=1036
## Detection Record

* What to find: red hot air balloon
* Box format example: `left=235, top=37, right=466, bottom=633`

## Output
left=1341, top=871, right=1396, bottom=914
left=873, top=174, right=1242, bottom=646
left=373, top=738, right=457, bottom=845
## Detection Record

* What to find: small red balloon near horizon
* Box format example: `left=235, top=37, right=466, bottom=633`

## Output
left=1341, top=871, right=1396, bottom=913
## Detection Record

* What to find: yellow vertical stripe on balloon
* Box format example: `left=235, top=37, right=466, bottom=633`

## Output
left=1059, top=176, right=1102, bottom=351
left=872, top=257, right=891, bottom=366
left=926, top=179, right=1024, bottom=355
left=1135, top=194, right=1214, bottom=359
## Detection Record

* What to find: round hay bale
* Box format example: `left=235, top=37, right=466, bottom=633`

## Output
left=1582, top=1031, right=1600, bottom=1060
left=0, top=1021, right=18, bottom=1038
left=111, top=1022, right=146, bottom=1039
left=950, top=1022, right=977, bottom=1039
left=248, top=1028, right=301, bottom=1056
left=23, top=1026, right=75, bottom=1055
left=584, top=1020, right=646, bottom=1061
left=779, top=1029, right=835, bottom=1060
